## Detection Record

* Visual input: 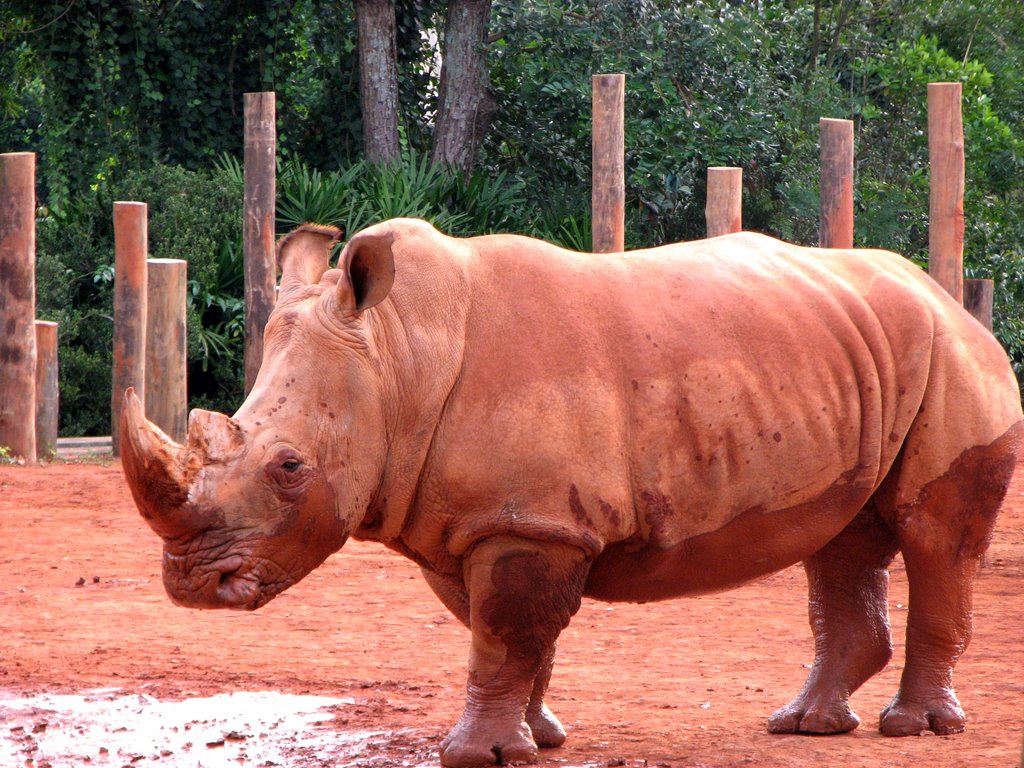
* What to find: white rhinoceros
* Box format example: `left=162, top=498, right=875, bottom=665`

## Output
left=121, top=219, right=1022, bottom=767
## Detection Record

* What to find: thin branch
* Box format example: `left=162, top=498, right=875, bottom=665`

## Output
left=962, top=17, right=982, bottom=67
left=16, top=0, right=77, bottom=35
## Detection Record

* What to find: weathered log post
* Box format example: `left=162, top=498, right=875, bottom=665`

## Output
left=819, top=118, right=854, bottom=249
left=964, top=278, right=994, bottom=333
left=146, top=258, right=188, bottom=443
left=0, top=152, right=37, bottom=463
left=928, top=82, right=965, bottom=302
left=705, top=167, right=743, bottom=237
left=34, top=320, right=59, bottom=461
left=592, top=74, right=625, bottom=253
left=112, top=201, right=148, bottom=457
left=244, top=91, right=277, bottom=394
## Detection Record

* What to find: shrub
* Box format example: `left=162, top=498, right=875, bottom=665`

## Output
left=36, top=163, right=245, bottom=434
left=36, top=155, right=563, bottom=435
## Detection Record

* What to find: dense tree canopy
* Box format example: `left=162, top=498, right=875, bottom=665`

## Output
left=2, top=0, right=1023, bottom=431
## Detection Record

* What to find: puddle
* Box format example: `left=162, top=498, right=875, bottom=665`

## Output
left=0, top=688, right=419, bottom=767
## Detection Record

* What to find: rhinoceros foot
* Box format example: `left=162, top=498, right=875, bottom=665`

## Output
left=879, top=691, right=966, bottom=736
left=767, top=697, right=860, bottom=734
left=526, top=702, right=566, bottom=748
left=440, top=718, right=538, bottom=767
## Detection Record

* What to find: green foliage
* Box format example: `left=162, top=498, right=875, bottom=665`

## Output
left=15, top=0, right=1024, bottom=429
left=33, top=154, right=546, bottom=433
left=8, top=0, right=307, bottom=205
left=273, top=151, right=533, bottom=240
left=35, top=163, right=245, bottom=434
left=487, top=1, right=816, bottom=246
left=275, top=159, right=372, bottom=235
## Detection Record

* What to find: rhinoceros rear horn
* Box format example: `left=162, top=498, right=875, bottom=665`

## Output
left=336, top=225, right=397, bottom=313
left=120, top=387, right=199, bottom=538
left=277, top=223, right=343, bottom=302
left=186, top=408, right=245, bottom=463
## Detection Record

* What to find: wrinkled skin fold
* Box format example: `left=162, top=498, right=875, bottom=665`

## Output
left=121, top=219, right=1023, bottom=767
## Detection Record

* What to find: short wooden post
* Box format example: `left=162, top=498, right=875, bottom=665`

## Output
left=592, top=74, right=625, bottom=253
left=964, top=278, right=994, bottom=332
left=705, top=167, right=743, bottom=237
left=34, top=320, right=59, bottom=461
left=146, top=258, right=188, bottom=443
left=112, top=201, right=148, bottom=456
left=244, top=91, right=277, bottom=394
left=928, top=83, right=965, bottom=302
left=0, top=152, right=38, bottom=463
left=819, top=118, right=854, bottom=248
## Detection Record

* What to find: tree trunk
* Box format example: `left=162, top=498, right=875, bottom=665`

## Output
left=354, top=0, right=401, bottom=163
left=431, top=0, right=493, bottom=176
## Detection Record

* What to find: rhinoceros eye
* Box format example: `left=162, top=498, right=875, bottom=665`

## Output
left=267, top=448, right=308, bottom=492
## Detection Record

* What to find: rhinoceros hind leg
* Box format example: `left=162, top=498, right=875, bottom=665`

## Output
left=769, top=502, right=897, bottom=735
left=439, top=536, right=588, bottom=767
left=878, top=425, right=1020, bottom=737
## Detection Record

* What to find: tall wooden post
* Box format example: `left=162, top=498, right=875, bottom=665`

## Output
left=146, top=258, right=188, bottom=443
left=244, top=91, right=277, bottom=394
left=34, top=320, right=59, bottom=461
left=705, top=167, right=743, bottom=237
left=964, top=278, right=994, bottom=332
left=592, top=74, right=625, bottom=253
left=0, top=152, right=37, bottom=464
left=112, top=202, right=148, bottom=456
left=928, top=83, right=965, bottom=302
left=819, top=118, right=854, bottom=248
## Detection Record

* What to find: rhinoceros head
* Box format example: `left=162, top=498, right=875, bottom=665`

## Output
left=120, top=223, right=396, bottom=610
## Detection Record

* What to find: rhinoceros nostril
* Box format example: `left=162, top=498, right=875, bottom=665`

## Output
left=218, top=565, right=241, bottom=587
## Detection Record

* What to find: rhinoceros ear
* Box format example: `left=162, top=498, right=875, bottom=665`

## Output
left=277, top=223, right=343, bottom=302
left=336, top=225, right=397, bottom=313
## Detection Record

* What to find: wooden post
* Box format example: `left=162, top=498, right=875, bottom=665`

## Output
left=0, top=152, right=37, bottom=464
left=928, top=83, right=965, bottom=302
left=705, top=167, right=743, bottom=237
left=112, top=202, right=148, bottom=456
left=964, top=278, right=994, bottom=332
left=34, top=320, right=59, bottom=461
left=819, top=118, right=854, bottom=248
left=146, top=258, right=188, bottom=443
left=592, top=74, right=625, bottom=253
left=244, top=91, right=277, bottom=394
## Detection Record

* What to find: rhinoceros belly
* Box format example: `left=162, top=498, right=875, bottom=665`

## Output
left=583, top=466, right=872, bottom=601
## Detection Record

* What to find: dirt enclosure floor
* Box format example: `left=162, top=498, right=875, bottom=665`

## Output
left=2, top=461, right=1023, bottom=768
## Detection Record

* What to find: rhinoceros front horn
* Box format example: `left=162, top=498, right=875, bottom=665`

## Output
left=120, top=387, right=200, bottom=539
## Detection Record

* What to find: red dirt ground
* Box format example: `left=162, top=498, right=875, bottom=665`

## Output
left=1, top=460, right=1023, bottom=768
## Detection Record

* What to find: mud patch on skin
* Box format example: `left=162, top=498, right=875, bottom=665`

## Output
left=480, top=548, right=588, bottom=664
left=568, top=484, right=595, bottom=528
left=896, top=421, right=1024, bottom=560
left=599, top=498, right=622, bottom=527
left=639, top=490, right=673, bottom=537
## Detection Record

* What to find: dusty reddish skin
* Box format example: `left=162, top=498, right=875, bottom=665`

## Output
left=120, top=219, right=1023, bottom=767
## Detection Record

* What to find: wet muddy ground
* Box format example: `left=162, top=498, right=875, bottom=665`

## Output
left=1, top=461, right=1022, bottom=767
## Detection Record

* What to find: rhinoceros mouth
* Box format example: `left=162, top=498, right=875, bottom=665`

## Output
left=162, top=550, right=294, bottom=611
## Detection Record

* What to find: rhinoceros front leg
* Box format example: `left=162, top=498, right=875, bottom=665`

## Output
left=439, top=536, right=588, bottom=768
left=420, top=568, right=568, bottom=749
left=769, top=503, right=898, bottom=734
